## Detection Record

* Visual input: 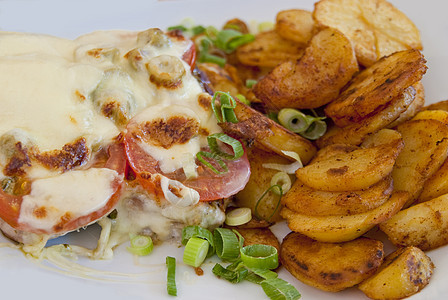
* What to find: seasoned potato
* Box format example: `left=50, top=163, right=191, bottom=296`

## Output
left=219, top=98, right=317, bottom=164
left=235, top=147, right=293, bottom=222
left=280, top=232, right=384, bottom=292
left=325, top=49, right=427, bottom=127
left=358, top=246, right=434, bottom=299
left=314, top=0, right=422, bottom=67
left=412, top=109, right=448, bottom=125
left=282, top=176, right=393, bottom=216
left=235, top=227, right=280, bottom=253
left=253, top=27, right=358, bottom=110
left=392, top=119, right=448, bottom=206
left=317, top=85, right=415, bottom=148
left=236, top=30, right=305, bottom=68
left=380, top=193, right=448, bottom=250
left=419, top=159, right=448, bottom=203
left=424, top=99, right=448, bottom=111
left=275, top=9, right=315, bottom=44
left=387, top=81, right=425, bottom=128
left=197, top=63, right=242, bottom=99
left=281, top=191, right=409, bottom=242
left=296, top=136, right=403, bottom=192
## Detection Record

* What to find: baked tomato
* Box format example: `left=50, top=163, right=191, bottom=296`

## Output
left=0, top=142, right=126, bottom=235
left=124, top=125, right=250, bottom=202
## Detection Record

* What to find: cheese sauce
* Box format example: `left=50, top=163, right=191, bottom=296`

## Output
left=0, top=29, right=224, bottom=240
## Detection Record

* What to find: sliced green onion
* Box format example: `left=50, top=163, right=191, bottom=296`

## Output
left=254, top=184, right=283, bottom=221
left=236, top=94, right=251, bottom=105
left=212, top=263, right=249, bottom=283
left=232, top=229, right=245, bottom=250
left=240, top=244, right=279, bottom=270
left=211, top=91, right=238, bottom=123
left=126, top=235, right=153, bottom=256
left=199, top=53, right=227, bottom=67
left=196, top=151, right=228, bottom=174
left=278, top=108, right=311, bottom=133
left=181, top=225, right=215, bottom=257
left=166, top=256, right=177, bottom=296
left=183, top=237, right=209, bottom=268
left=207, top=133, right=243, bottom=160
left=258, top=21, right=275, bottom=32
left=270, top=172, right=292, bottom=195
left=227, top=34, right=255, bottom=52
left=246, top=268, right=279, bottom=284
left=167, top=25, right=188, bottom=32
left=191, top=25, right=206, bottom=35
left=214, top=228, right=241, bottom=261
left=299, top=119, right=327, bottom=140
left=261, top=278, right=301, bottom=300
left=205, top=26, right=219, bottom=40
left=214, top=29, right=255, bottom=53
left=245, top=79, right=257, bottom=88
left=225, top=207, right=252, bottom=226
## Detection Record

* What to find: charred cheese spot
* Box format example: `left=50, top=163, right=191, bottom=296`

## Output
left=34, top=137, right=88, bottom=171
left=53, top=212, right=73, bottom=232
left=197, top=93, right=212, bottom=111
left=33, top=206, right=47, bottom=219
left=140, top=116, right=199, bottom=149
left=3, top=142, right=31, bottom=176
left=75, top=90, right=86, bottom=101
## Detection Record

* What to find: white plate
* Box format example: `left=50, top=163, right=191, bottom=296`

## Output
left=0, top=0, right=447, bottom=299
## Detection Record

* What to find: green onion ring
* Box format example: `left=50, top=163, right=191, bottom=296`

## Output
left=126, top=235, right=153, bottom=256
left=278, top=108, right=311, bottom=133
left=181, top=225, right=215, bottom=257
left=207, top=133, right=244, bottom=160
left=240, top=244, right=279, bottom=270
left=299, top=119, right=327, bottom=140
left=166, top=256, right=177, bottom=296
left=254, top=184, right=283, bottom=221
left=261, top=278, right=301, bottom=300
left=213, top=228, right=241, bottom=261
left=211, top=91, right=238, bottom=123
left=183, top=237, right=210, bottom=268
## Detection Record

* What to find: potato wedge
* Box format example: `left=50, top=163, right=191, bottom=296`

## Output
left=314, top=0, right=422, bottom=67
left=325, top=49, right=427, bottom=127
left=387, top=81, right=425, bottom=128
left=317, top=85, right=415, bottom=148
left=281, top=191, right=409, bottom=242
left=219, top=98, right=317, bottom=164
left=358, top=246, right=434, bottom=299
left=280, top=233, right=383, bottom=292
left=419, top=159, right=448, bottom=203
left=392, top=119, right=448, bottom=206
left=275, top=9, right=315, bottom=44
left=236, top=30, right=305, bottom=68
left=296, top=136, right=403, bottom=192
left=309, top=143, right=359, bottom=164
left=380, top=193, right=448, bottom=250
left=235, top=227, right=280, bottom=253
left=253, top=27, right=358, bottom=110
left=424, top=99, right=448, bottom=111
left=282, top=175, right=393, bottom=216
left=412, top=109, right=448, bottom=125
left=235, top=147, right=293, bottom=222
left=197, top=63, right=242, bottom=99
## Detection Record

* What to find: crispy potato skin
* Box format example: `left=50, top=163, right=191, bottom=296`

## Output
left=314, top=0, right=422, bottom=67
left=235, top=227, right=281, bottom=253
left=282, top=175, right=393, bottom=216
left=253, top=27, right=358, bottom=110
left=380, top=193, right=448, bottom=251
left=280, top=232, right=384, bottom=292
left=325, top=49, right=427, bottom=127
left=358, top=246, right=434, bottom=299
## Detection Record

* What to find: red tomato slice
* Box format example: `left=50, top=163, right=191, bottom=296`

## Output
left=124, top=130, right=250, bottom=202
left=182, top=41, right=197, bottom=69
left=0, top=142, right=126, bottom=235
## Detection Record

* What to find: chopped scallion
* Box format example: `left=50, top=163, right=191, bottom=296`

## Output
left=207, top=133, right=244, bottom=161
left=245, top=79, right=257, bottom=88
left=236, top=94, right=251, bottom=105
left=214, top=228, right=241, bottom=261
left=254, top=184, right=283, bottom=221
left=240, top=244, right=279, bottom=270
left=183, top=237, right=209, bottom=268
left=299, top=119, right=327, bottom=140
left=166, top=256, right=177, bottom=296
left=261, top=278, right=301, bottom=300
left=181, top=225, right=215, bottom=257
left=270, top=172, right=292, bottom=195
left=225, top=207, right=252, bottom=226
left=212, top=263, right=249, bottom=283
left=126, top=235, right=153, bottom=256
left=211, top=91, right=238, bottom=123
left=278, top=108, right=311, bottom=133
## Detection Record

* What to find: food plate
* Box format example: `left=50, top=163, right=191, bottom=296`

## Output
left=0, top=0, right=447, bottom=299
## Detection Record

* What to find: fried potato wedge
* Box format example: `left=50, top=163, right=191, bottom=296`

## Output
left=314, top=0, right=422, bottom=67
left=387, top=81, right=425, bottom=128
left=309, top=143, right=359, bottom=164
left=392, top=119, right=448, bottom=206
left=317, top=85, right=415, bottom=148
left=236, top=30, right=305, bottom=68
left=419, top=159, right=448, bottom=203
left=235, top=147, right=293, bottom=222
left=325, top=49, right=427, bottom=127
left=296, top=136, right=403, bottom=192
left=412, top=109, right=448, bottom=125
left=424, top=99, right=448, bottom=111
left=235, top=227, right=280, bottom=253
left=280, top=233, right=384, bottom=292
left=275, top=9, right=315, bottom=44
left=197, top=63, right=242, bottom=99
left=281, top=191, right=409, bottom=242
left=380, top=193, right=448, bottom=250
left=358, top=246, right=434, bottom=299
left=282, top=175, right=393, bottom=216
left=219, top=98, right=317, bottom=164
left=253, top=27, right=358, bottom=110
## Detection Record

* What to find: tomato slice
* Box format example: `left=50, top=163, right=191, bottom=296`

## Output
left=182, top=41, right=197, bottom=69
left=0, top=142, right=126, bottom=235
left=124, top=130, right=250, bottom=202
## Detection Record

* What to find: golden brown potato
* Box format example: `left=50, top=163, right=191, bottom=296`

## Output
left=197, top=63, right=242, bottom=99
left=309, top=143, right=359, bottom=164
left=412, top=109, right=448, bottom=125
left=280, top=232, right=384, bottom=292
left=419, top=158, right=448, bottom=203
left=282, top=176, right=393, bottom=216
left=281, top=191, right=409, bottom=242
left=219, top=98, right=317, bottom=164
left=317, top=86, right=415, bottom=148
left=223, top=18, right=249, bottom=34
left=387, top=81, right=425, bottom=128
left=392, top=119, right=448, bottom=206
left=296, top=136, right=403, bottom=192
left=253, top=27, right=358, bottom=110
left=235, top=227, right=280, bottom=253
left=236, top=30, right=305, bottom=68
left=380, top=193, right=448, bottom=250
left=424, top=99, right=448, bottom=111
left=358, top=246, right=434, bottom=299
left=325, top=49, right=427, bottom=127
left=235, top=147, right=293, bottom=222
left=275, top=9, right=315, bottom=44
left=314, top=0, right=422, bottom=67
